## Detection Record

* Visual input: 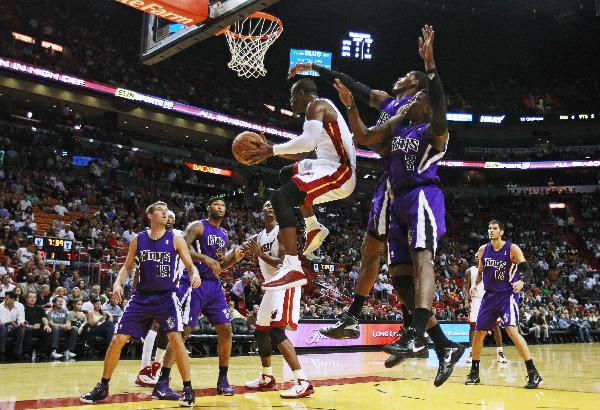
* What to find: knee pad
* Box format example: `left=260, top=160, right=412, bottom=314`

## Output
left=270, top=183, right=305, bottom=229
left=255, top=329, right=272, bottom=357
left=391, top=275, right=416, bottom=311
left=155, top=329, right=168, bottom=350
left=279, top=165, right=295, bottom=185
left=269, top=327, right=288, bottom=346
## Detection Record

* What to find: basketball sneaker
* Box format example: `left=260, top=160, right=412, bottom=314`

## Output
left=280, top=380, right=315, bottom=398
left=496, top=351, right=508, bottom=364
left=80, top=383, right=109, bottom=404
left=245, top=374, right=276, bottom=390
left=524, top=370, right=543, bottom=389
left=262, top=258, right=307, bottom=291
left=319, top=314, right=360, bottom=339
left=433, top=344, right=466, bottom=387
left=464, top=371, right=481, bottom=385
left=179, top=386, right=195, bottom=407
left=302, top=225, right=329, bottom=256
left=384, top=354, right=405, bottom=369
left=382, top=328, right=428, bottom=358
left=217, top=377, right=235, bottom=396
left=152, top=379, right=181, bottom=400
left=136, top=362, right=160, bottom=387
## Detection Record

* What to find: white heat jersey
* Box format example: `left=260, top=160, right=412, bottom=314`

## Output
left=257, top=225, right=280, bottom=282
left=173, top=228, right=185, bottom=280
left=315, top=99, right=357, bottom=170
left=469, top=265, right=484, bottom=299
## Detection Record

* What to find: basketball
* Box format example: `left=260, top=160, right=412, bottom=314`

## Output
left=232, top=131, right=264, bottom=165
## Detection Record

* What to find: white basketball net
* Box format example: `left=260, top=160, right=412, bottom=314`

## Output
left=224, top=14, right=282, bottom=78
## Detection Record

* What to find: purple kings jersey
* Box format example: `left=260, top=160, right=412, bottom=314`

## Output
left=482, top=241, right=519, bottom=293
left=376, top=96, right=414, bottom=125
left=189, top=219, right=228, bottom=281
left=135, top=230, right=177, bottom=293
left=387, top=123, right=446, bottom=193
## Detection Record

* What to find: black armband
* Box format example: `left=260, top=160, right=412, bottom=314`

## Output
left=314, top=65, right=372, bottom=104
left=518, top=262, right=532, bottom=282
left=426, top=69, right=447, bottom=135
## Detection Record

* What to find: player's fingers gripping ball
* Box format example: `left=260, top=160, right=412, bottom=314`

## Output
left=232, top=131, right=265, bottom=165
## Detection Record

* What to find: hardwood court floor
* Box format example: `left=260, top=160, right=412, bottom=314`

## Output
left=1, top=344, right=599, bottom=409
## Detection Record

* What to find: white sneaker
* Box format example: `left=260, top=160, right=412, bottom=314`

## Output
left=65, top=350, right=76, bottom=359
left=280, top=380, right=315, bottom=398
left=497, top=351, right=508, bottom=364
left=262, top=258, right=307, bottom=291
left=303, top=225, right=329, bottom=256
left=245, top=374, right=276, bottom=390
left=51, top=350, right=63, bottom=360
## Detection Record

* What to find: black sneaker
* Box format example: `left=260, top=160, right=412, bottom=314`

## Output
left=434, top=344, right=466, bottom=387
left=382, top=328, right=428, bottom=358
left=319, top=314, right=360, bottom=339
left=524, top=370, right=543, bottom=389
left=80, top=382, right=109, bottom=404
left=464, top=371, right=480, bottom=385
left=178, top=386, right=195, bottom=407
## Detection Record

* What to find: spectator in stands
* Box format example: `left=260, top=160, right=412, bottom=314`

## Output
left=20, top=272, right=38, bottom=297
left=49, top=269, right=64, bottom=291
left=302, top=304, right=319, bottom=319
left=246, top=304, right=259, bottom=331
left=121, top=226, right=135, bottom=243
left=86, top=298, right=115, bottom=351
left=69, top=287, right=83, bottom=302
left=16, top=241, right=34, bottom=265
left=0, top=291, right=26, bottom=361
left=99, top=287, right=111, bottom=305
left=227, top=300, right=244, bottom=320
left=13, top=283, right=25, bottom=304
left=0, top=256, right=15, bottom=278
left=38, top=285, right=52, bottom=308
left=54, top=200, right=69, bottom=216
left=34, top=261, right=51, bottom=279
left=23, top=291, right=51, bottom=360
left=68, top=299, right=88, bottom=338
left=58, top=224, right=75, bottom=240
left=82, top=285, right=101, bottom=312
left=527, top=309, right=550, bottom=343
left=230, top=277, right=245, bottom=309
left=0, top=274, right=16, bottom=298
left=50, top=287, right=69, bottom=311
left=47, top=296, right=77, bottom=360
left=64, top=270, right=80, bottom=292
left=101, top=293, right=123, bottom=321
left=244, top=277, right=262, bottom=309
left=77, top=280, right=89, bottom=301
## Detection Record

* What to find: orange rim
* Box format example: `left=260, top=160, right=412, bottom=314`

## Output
left=223, top=12, right=283, bottom=41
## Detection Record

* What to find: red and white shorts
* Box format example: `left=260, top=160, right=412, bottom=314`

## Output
left=256, top=287, right=302, bottom=331
left=292, top=159, right=355, bottom=206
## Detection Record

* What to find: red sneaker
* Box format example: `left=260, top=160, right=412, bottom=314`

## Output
left=302, top=225, right=329, bottom=256
left=135, top=365, right=157, bottom=387
left=262, top=260, right=306, bottom=291
left=245, top=374, right=276, bottom=390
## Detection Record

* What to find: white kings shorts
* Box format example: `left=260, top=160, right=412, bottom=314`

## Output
left=255, top=287, right=302, bottom=331
left=292, top=159, right=355, bottom=206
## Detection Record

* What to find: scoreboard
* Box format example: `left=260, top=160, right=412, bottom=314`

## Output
left=34, top=236, right=75, bottom=265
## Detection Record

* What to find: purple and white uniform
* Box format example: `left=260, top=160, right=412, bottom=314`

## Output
left=178, top=219, right=230, bottom=328
left=366, top=96, right=413, bottom=240
left=386, top=123, right=447, bottom=265
left=475, top=241, right=520, bottom=331
left=117, top=230, right=183, bottom=338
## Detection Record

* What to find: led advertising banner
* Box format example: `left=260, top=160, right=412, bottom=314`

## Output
left=184, top=162, right=233, bottom=176
left=289, top=49, right=332, bottom=76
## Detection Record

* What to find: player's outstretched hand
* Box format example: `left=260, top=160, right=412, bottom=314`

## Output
left=418, top=24, right=435, bottom=62
left=288, top=62, right=313, bottom=79
left=113, top=283, right=123, bottom=304
left=245, top=142, right=272, bottom=165
left=334, top=79, right=354, bottom=107
left=512, top=280, right=524, bottom=293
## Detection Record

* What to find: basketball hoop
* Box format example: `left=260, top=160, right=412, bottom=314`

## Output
left=223, top=12, right=283, bottom=78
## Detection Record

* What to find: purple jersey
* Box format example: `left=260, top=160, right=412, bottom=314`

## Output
left=387, top=123, right=446, bottom=194
left=135, top=230, right=177, bottom=293
left=482, top=241, right=519, bottom=293
left=189, top=219, right=228, bottom=281
left=376, top=96, right=414, bottom=125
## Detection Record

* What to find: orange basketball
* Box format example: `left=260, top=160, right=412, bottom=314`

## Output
left=232, top=131, right=263, bottom=165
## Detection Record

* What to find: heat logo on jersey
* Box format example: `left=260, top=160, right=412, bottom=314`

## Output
left=261, top=240, right=275, bottom=253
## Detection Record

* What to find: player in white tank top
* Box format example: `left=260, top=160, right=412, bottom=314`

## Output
left=243, top=201, right=314, bottom=398
left=464, top=258, right=507, bottom=364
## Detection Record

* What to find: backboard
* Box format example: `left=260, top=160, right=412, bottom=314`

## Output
left=140, top=0, right=282, bottom=64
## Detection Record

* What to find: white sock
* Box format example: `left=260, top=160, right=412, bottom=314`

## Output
left=155, top=347, right=166, bottom=364
left=497, top=346, right=503, bottom=353
left=141, top=330, right=157, bottom=369
left=293, top=369, right=307, bottom=381
left=304, top=216, right=319, bottom=231
left=262, top=366, right=273, bottom=376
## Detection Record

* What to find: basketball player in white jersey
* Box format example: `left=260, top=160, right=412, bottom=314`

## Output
left=246, top=78, right=357, bottom=291
left=136, top=210, right=185, bottom=386
left=463, top=256, right=507, bottom=364
left=242, top=201, right=314, bottom=398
